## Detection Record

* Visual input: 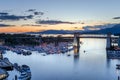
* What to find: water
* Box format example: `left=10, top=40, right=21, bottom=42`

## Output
left=4, top=38, right=120, bottom=80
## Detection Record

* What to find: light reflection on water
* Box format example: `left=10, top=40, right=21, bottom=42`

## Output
left=4, top=38, right=120, bottom=80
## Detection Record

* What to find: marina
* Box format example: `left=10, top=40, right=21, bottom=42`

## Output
left=0, top=33, right=120, bottom=80
left=0, top=38, right=119, bottom=80
left=0, top=0, right=120, bottom=80
left=0, top=42, right=73, bottom=55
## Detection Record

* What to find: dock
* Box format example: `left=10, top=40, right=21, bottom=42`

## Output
left=0, top=58, right=13, bottom=70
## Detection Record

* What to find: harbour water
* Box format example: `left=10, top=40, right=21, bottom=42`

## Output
left=4, top=38, right=120, bottom=80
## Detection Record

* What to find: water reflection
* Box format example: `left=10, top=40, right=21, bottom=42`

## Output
left=73, top=47, right=79, bottom=66
left=106, top=59, right=111, bottom=68
left=116, top=63, right=120, bottom=80
left=74, top=46, right=79, bottom=56
left=74, top=55, right=79, bottom=64
left=4, top=38, right=119, bottom=80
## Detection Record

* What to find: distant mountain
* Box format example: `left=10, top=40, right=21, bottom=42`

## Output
left=83, top=24, right=120, bottom=34
left=83, top=24, right=115, bottom=31
left=39, top=30, right=71, bottom=34
left=26, top=30, right=83, bottom=34
left=26, top=24, right=120, bottom=35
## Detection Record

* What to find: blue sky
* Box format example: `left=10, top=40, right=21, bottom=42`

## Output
left=0, top=0, right=120, bottom=32
left=0, top=0, right=120, bottom=21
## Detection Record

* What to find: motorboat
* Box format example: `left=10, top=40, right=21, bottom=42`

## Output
left=0, top=68, right=8, bottom=80
left=116, top=64, right=120, bottom=69
left=18, top=72, right=31, bottom=80
left=18, top=65, right=31, bottom=80
left=67, top=53, right=71, bottom=56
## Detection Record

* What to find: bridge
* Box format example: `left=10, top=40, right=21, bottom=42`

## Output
left=0, top=34, right=110, bottom=39
left=1, top=33, right=120, bottom=57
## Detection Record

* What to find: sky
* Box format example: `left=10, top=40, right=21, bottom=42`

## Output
left=0, top=0, right=120, bottom=33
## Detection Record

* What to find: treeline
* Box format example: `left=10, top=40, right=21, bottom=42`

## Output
left=0, top=33, right=40, bottom=46
left=0, top=33, right=72, bottom=46
left=0, top=33, right=34, bottom=37
left=41, top=36, right=72, bottom=43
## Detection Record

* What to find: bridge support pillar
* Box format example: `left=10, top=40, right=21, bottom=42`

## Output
left=73, top=33, right=80, bottom=56
left=106, top=34, right=111, bottom=49
left=118, top=36, right=120, bottom=48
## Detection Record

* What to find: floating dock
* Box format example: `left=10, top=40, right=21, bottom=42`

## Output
left=0, top=58, right=13, bottom=70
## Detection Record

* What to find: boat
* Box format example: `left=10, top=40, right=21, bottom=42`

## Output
left=0, top=68, right=8, bottom=80
left=21, top=65, right=31, bottom=73
left=0, top=57, right=13, bottom=71
left=22, top=51, right=32, bottom=56
left=14, top=63, right=21, bottom=71
left=41, top=53, right=47, bottom=56
left=18, top=65, right=31, bottom=80
left=26, top=51, right=32, bottom=55
left=116, top=64, right=120, bottom=69
left=18, top=72, right=31, bottom=80
left=67, top=53, right=71, bottom=56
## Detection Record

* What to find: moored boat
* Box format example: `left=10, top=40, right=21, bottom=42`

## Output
left=0, top=68, right=8, bottom=80
left=116, top=64, right=120, bottom=69
left=18, top=72, right=31, bottom=80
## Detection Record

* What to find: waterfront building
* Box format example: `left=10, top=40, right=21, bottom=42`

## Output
left=106, top=34, right=120, bottom=59
left=118, top=36, right=120, bottom=48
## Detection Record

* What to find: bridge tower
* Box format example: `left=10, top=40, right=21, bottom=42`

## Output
left=73, top=32, right=80, bottom=56
left=118, top=36, right=120, bottom=48
left=106, top=33, right=111, bottom=49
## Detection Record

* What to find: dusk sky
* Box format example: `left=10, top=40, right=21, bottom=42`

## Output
left=0, top=0, right=120, bottom=33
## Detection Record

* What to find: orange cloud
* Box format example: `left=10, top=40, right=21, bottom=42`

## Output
left=0, top=26, right=44, bottom=33
left=0, top=23, right=84, bottom=33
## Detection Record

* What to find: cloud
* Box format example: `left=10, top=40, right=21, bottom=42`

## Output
left=0, top=9, right=44, bottom=21
left=0, top=24, right=15, bottom=27
left=83, top=24, right=115, bottom=31
left=0, top=12, right=8, bottom=16
left=26, top=9, right=44, bottom=16
left=83, top=26, right=97, bottom=30
left=34, top=12, right=44, bottom=15
left=36, top=20, right=75, bottom=25
left=0, top=12, right=34, bottom=21
left=21, top=24, right=41, bottom=26
left=27, top=9, right=36, bottom=12
left=113, top=17, right=120, bottom=19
